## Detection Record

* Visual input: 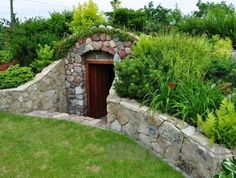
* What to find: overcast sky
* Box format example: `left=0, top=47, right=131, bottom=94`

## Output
left=0, top=0, right=235, bottom=21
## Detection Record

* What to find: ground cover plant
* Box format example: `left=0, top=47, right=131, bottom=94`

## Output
left=0, top=112, right=183, bottom=178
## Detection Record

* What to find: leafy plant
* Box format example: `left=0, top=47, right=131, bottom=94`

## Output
left=70, top=0, right=105, bottom=33
left=30, top=44, right=54, bottom=73
left=215, top=157, right=236, bottom=178
left=0, top=64, right=34, bottom=89
left=198, top=98, right=236, bottom=148
left=0, top=50, right=13, bottom=64
left=4, top=11, right=72, bottom=66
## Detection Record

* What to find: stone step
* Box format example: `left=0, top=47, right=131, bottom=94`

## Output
left=25, top=111, right=108, bottom=129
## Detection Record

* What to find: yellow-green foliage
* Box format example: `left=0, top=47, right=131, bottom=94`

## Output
left=70, top=0, right=105, bottom=33
left=210, top=35, right=232, bottom=60
left=198, top=98, right=236, bottom=148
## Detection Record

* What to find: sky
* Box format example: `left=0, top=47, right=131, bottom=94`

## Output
left=0, top=0, right=236, bottom=21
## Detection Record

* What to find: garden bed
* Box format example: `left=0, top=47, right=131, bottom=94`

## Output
left=107, top=87, right=236, bottom=178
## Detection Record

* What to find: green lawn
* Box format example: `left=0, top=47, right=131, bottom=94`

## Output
left=0, top=112, right=183, bottom=178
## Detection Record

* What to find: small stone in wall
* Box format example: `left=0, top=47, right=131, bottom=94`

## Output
left=66, top=76, right=75, bottom=82
left=75, top=54, right=82, bottom=63
left=103, top=41, right=109, bottom=47
left=106, top=35, right=111, bottom=41
left=75, top=42, right=80, bottom=49
left=100, top=33, right=106, bottom=41
left=124, top=41, right=132, bottom=47
left=125, top=47, right=132, bottom=54
left=93, top=41, right=103, bottom=50
left=113, top=53, right=121, bottom=62
left=74, top=76, right=82, bottom=84
left=109, top=40, right=116, bottom=48
left=86, top=38, right=92, bottom=44
left=118, top=50, right=126, bottom=59
left=75, top=86, right=85, bottom=95
left=92, top=34, right=100, bottom=41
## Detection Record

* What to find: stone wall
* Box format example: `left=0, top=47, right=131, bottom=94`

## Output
left=0, top=60, right=67, bottom=113
left=107, top=87, right=235, bottom=178
left=64, top=32, right=136, bottom=115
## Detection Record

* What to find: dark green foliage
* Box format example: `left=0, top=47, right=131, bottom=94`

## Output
left=144, top=2, right=182, bottom=33
left=178, top=4, right=236, bottom=47
left=53, top=27, right=136, bottom=60
left=4, top=11, right=72, bottom=66
left=206, top=59, right=236, bottom=88
left=215, top=157, right=236, bottom=178
left=109, top=8, right=147, bottom=32
left=193, top=0, right=235, bottom=18
left=107, top=2, right=183, bottom=33
left=0, top=64, right=34, bottom=89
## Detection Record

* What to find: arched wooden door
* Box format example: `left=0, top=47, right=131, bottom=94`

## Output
left=86, top=60, right=114, bottom=118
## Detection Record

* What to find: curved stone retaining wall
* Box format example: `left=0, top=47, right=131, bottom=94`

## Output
left=107, top=87, right=235, bottom=178
left=0, top=60, right=67, bottom=113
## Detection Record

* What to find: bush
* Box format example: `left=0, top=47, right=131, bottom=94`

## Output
left=30, top=44, right=53, bottom=73
left=0, top=50, right=13, bottom=64
left=109, top=8, right=146, bottom=32
left=0, top=64, right=34, bottom=89
left=198, top=98, right=236, bottom=148
left=178, top=5, right=236, bottom=47
left=70, top=0, right=105, bottom=33
left=4, top=11, right=72, bottom=66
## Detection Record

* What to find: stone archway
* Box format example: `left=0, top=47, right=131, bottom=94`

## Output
left=64, top=31, right=136, bottom=116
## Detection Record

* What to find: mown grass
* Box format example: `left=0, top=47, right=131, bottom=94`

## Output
left=0, top=112, right=183, bottom=178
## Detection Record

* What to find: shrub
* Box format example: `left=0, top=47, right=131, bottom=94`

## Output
left=0, top=64, right=34, bottom=89
left=109, top=8, right=146, bottom=32
left=70, top=0, right=105, bottom=33
left=197, top=98, right=236, bottom=148
left=215, top=157, right=236, bottom=178
left=4, top=11, right=72, bottom=66
left=30, top=44, right=53, bottom=73
left=178, top=5, right=236, bottom=47
left=0, top=50, right=13, bottom=64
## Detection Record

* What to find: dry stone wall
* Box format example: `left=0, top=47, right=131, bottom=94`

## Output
left=64, top=32, right=136, bottom=115
left=107, top=87, right=236, bottom=178
left=0, top=60, right=67, bottom=113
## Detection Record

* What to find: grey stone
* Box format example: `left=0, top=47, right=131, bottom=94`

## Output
left=139, top=134, right=150, bottom=146
left=110, top=120, right=122, bottom=132
left=125, top=47, right=132, bottom=54
left=113, top=53, right=121, bottom=62
left=75, top=86, right=85, bottom=95
left=86, top=38, right=92, bottom=44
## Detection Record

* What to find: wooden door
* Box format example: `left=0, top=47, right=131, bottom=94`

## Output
left=86, top=60, right=114, bottom=118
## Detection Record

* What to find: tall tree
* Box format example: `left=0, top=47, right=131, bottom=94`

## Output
left=110, top=0, right=121, bottom=10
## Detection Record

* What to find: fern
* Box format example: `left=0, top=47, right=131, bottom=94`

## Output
left=197, top=98, right=236, bottom=149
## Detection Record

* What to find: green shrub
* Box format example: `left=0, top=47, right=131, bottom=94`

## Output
left=0, top=50, right=13, bottom=64
left=70, top=0, right=105, bottom=33
left=109, top=8, right=146, bottom=32
left=0, top=64, right=34, bottom=89
left=206, top=59, right=236, bottom=89
left=215, top=157, right=236, bottom=178
left=197, top=98, right=236, bottom=148
left=132, top=35, right=211, bottom=82
left=4, top=11, right=72, bottom=66
left=30, top=44, right=53, bottom=73
left=178, top=5, right=236, bottom=47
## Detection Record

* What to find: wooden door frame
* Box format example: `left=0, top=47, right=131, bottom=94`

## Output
left=85, top=59, right=114, bottom=116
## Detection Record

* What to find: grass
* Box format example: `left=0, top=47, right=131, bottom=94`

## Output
left=0, top=112, right=184, bottom=178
